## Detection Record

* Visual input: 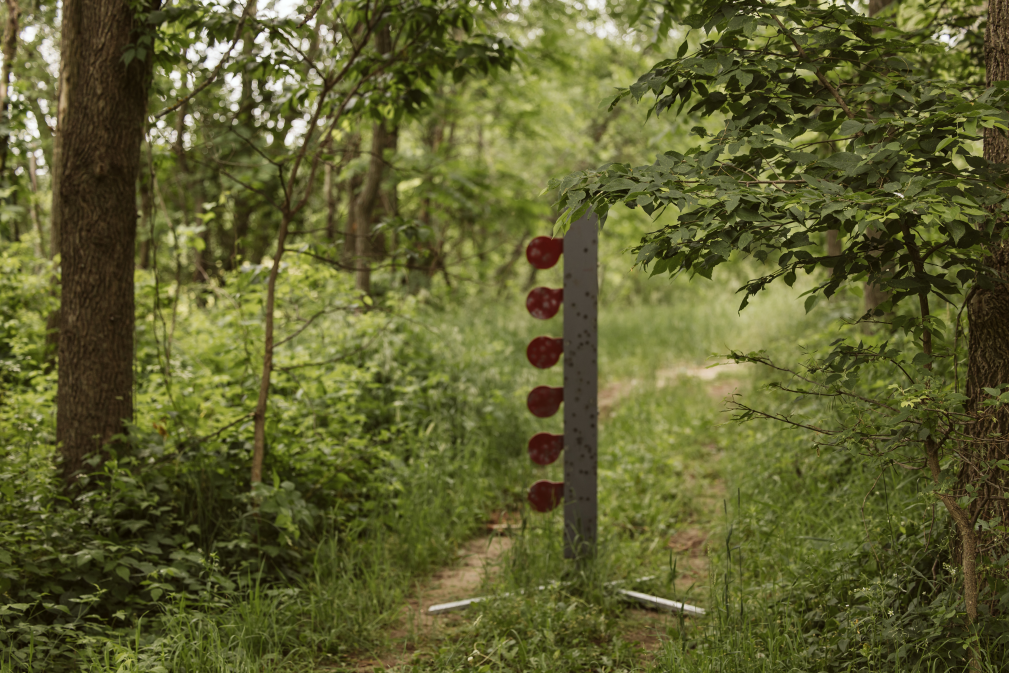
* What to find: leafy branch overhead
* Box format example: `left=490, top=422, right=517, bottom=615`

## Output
left=551, top=0, right=1009, bottom=631
left=553, top=0, right=1009, bottom=328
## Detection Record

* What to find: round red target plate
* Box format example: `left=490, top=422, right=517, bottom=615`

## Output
left=526, top=236, right=564, bottom=270
left=526, top=386, right=563, bottom=418
left=526, top=336, right=563, bottom=369
left=526, top=287, right=563, bottom=320
left=528, top=480, right=564, bottom=512
left=528, top=432, right=564, bottom=465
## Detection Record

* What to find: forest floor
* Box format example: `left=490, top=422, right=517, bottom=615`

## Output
left=344, top=361, right=745, bottom=672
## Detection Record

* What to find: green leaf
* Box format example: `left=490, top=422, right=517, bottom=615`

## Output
left=822, top=152, right=861, bottom=174
left=601, top=178, right=638, bottom=192
left=710, top=239, right=731, bottom=259
left=804, top=294, right=820, bottom=313
left=947, top=219, right=965, bottom=243
left=837, top=120, right=864, bottom=136
left=116, top=566, right=131, bottom=581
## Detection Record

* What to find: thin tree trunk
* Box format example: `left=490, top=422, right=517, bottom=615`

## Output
left=354, top=120, right=392, bottom=293
left=0, top=0, right=19, bottom=243
left=56, top=0, right=160, bottom=482
left=942, top=0, right=1009, bottom=640
left=9, top=190, right=16, bottom=239
left=43, top=23, right=70, bottom=367
left=324, top=153, right=336, bottom=241
left=137, top=165, right=153, bottom=269
left=340, top=133, right=361, bottom=267
left=28, top=98, right=53, bottom=167
left=228, top=0, right=257, bottom=269
left=250, top=213, right=290, bottom=485
left=172, top=99, right=209, bottom=281
left=0, top=0, right=20, bottom=177
left=352, top=28, right=394, bottom=293
left=379, top=124, right=398, bottom=259
left=26, top=153, right=43, bottom=258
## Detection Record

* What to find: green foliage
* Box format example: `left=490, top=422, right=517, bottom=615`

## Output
left=0, top=244, right=535, bottom=669
left=550, top=2, right=1009, bottom=650
left=556, top=0, right=1002, bottom=317
left=654, top=410, right=1009, bottom=671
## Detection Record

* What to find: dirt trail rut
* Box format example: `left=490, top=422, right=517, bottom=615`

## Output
left=352, top=362, right=742, bottom=670
left=599, top=361, right=747, bottom=416
left=350, top=529, right=513, bottom=672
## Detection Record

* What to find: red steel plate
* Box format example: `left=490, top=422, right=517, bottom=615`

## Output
left=528, top=479, right=564, bottom=512
left=528, top=432, right=564, bottom=465
left=526, top=385, right=563, bottom=418
left=526, top=287, right=563, bottom=320
left=526, top=236, right=564, bottom=270
left=526, top=336, right=563, bottom=369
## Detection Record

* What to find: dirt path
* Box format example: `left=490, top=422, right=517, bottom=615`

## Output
left=599, top=361, right=748, bottom=416
left=598, top=362, right=740, bottom=661
left=350, top=529, right=514, bottom=672
left=351, top=362, right=741, bottom=671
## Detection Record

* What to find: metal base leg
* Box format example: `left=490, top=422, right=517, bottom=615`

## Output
left=428, top=578, right=705, bottom=616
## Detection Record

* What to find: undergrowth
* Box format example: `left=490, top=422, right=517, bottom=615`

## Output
left=1, top=240, right=536, bottom=670
left=5, top=233, right=1008, bottom=671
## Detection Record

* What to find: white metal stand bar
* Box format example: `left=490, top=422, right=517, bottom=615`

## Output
left=427, top=577, right=704, bottom=616
left=616, top=589, right=706, bottom=615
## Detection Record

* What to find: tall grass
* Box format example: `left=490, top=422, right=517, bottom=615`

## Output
left=42, top=259, right=990, bottom=672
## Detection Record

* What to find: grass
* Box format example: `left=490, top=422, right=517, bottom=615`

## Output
left=31, top=268, right=994, bottom=672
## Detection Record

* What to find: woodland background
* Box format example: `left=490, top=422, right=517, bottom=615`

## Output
left=2, top=0, right=1009, bottom=670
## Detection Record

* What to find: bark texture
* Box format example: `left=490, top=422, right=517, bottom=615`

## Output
left=340, top=133, right=362, bottom=266
left=44, top=20, right=70, bottom=366
left=27, top=153, right=43, bottom=258
left=56, top=0, right=159, bottom=481
left=950, top=0, right=1009, bottom=624
left=227, top=0, right=257, bottom=269
left=353, top=27, right=395, bottom=293
left=0, top=0, right=20, bottom=177
left=354, top=118, right=395, bottom=292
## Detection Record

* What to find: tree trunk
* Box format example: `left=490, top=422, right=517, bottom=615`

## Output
left=26, top=153, right=43, bottom=258
left=862, top=250, right=891, bottom=317
left=949, top=0, right=1009, bottom=630
left=354, top=119, right=394, bottom=293
left=340, top=133, right=362, bottom=267
left=172, top=99, right=209, bottom=281
left=137, top=161, right=153, bottom=269
left=44, top=21, right=70, bottom=366
left=352, top=28, right=394, bottom=293
left=324, top=153, right=336, bottom=241
left=250, top=213, right=290, bottom=485
left=228, top=0, right=257, bottom=269
left=0, top=0, right=21, bottom=178
left=56, top=0, right=159, bottom=481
